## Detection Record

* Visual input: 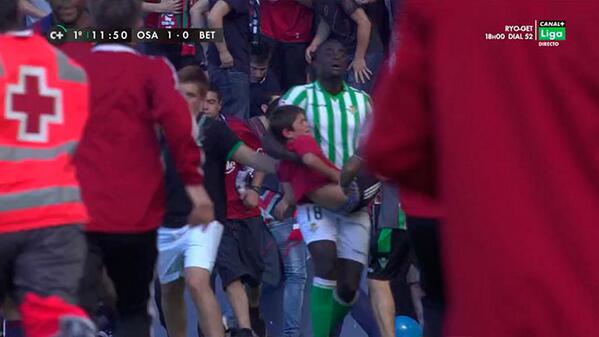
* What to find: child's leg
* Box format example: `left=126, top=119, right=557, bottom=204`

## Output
left=307, top=184, right=349, bottom=210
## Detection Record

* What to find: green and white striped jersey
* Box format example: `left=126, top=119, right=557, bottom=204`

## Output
left=280, top=81, right=371, bottom=168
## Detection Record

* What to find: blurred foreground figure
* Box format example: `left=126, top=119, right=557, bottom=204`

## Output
left=0, top=1, right=95, bottom=336
left=365, top=1, right=599, bottom=336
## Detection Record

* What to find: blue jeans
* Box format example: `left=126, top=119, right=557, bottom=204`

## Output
left=266, top=219, right=308, bottom=337
left=207, top=66, right=250, bottom=120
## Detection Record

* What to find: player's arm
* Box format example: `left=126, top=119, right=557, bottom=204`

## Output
left=142, top=0, right=182, bottom=13
left=306, top=19, right=331, bottom=63
left=207, top=0, right=233, bottom=68
left=302, top=153, right=340, bottom=183
left=339, top=154, right=363, bottom=188
left=347, top=2, right=373, bottom=83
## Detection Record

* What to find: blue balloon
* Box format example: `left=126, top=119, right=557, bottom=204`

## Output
left=395, top=315, right=423, bottom=337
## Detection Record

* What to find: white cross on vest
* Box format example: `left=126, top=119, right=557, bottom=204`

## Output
left=5, top=66, right=63, bottom=143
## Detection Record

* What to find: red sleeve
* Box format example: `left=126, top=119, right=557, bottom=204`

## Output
left=363, top=0, right=436, bottom=197
left=229, top=118, right=262, bottom=151
left=149, top=57, right=203, bottom=185
left=289, top=135, right=322, bottom=157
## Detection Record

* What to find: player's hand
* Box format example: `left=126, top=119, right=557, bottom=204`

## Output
left=241, top=189, right=260, bottom=209
left=186, top=185, right=215, bottom=228
left=348, top=57, right=372, bottom=84
left=159, top=0, right=183, bottom=13
left=219, top=50, right=234, bottom=68
left=305, top=43, right=319, bottom=64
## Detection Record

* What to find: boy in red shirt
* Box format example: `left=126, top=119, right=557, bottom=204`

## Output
left=268, top=105, right=364, bottom=219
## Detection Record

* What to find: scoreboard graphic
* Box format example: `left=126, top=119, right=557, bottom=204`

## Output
left=483, top=20, right=567, bottom=47
left=47, top=27, right=223, bottom=45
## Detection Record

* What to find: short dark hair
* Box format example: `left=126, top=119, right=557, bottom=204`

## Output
left=268, top=105, right=305, bottom=144
left=178, top=65, right=209, bottom=96
left=89, top=0, right=141, bottom=30
left=0, top=0, right=19, bottom=32
left=250, top=42, right=272, bottom=65
left=206, top=84, right=221, bottom=101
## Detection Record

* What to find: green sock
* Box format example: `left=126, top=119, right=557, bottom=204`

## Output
left=330, top=290, right=355, bottom=331
left=310, top=278, right=336, bottom=337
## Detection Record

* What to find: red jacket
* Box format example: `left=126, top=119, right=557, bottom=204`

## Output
left=75, top=44, right=203, bottom=233
left=259, top=0, right=313, bottom=43
left=0, top=31, right=88, bottom=233
left=365, top=1, right=599, bottom=336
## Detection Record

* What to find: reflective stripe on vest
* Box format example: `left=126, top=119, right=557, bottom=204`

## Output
left=0, top=187, right=81, bottom=212
left=56, top=49, right=86, bottom=83
left=0, top=141, right=77, bottom=161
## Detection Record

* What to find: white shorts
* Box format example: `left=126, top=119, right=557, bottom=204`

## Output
left=297, top=204, right=371, bottom=265
left=157, top=221, right=224, bottom=284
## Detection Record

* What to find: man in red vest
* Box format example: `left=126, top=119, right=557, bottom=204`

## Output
left=0, top=1, right=95, bottom=336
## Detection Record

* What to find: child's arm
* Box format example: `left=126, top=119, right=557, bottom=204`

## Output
left=302, top=153, right=340, bottom=183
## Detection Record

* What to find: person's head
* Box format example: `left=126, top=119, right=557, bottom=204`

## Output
left=0, top=0, right=20, bottom=32
left=89, top=0, right=142, bottom=31
left=48, top=0, right=88, bottom=27
left=313, top=39, right=348, bottom=81
left=250, top=43, right=272, bottom=83
left=177, top=65, right=209, bottom=117
left=202, top=85, right=222, bottom=119
left=268, top=105, right=310, bottom=144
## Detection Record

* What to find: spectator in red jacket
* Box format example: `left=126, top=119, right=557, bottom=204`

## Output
left=74, top=1, right=214, bottom=337
left=259, top=0, right=313, bottom=91
left=365, top=1, right=599, bottom=337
